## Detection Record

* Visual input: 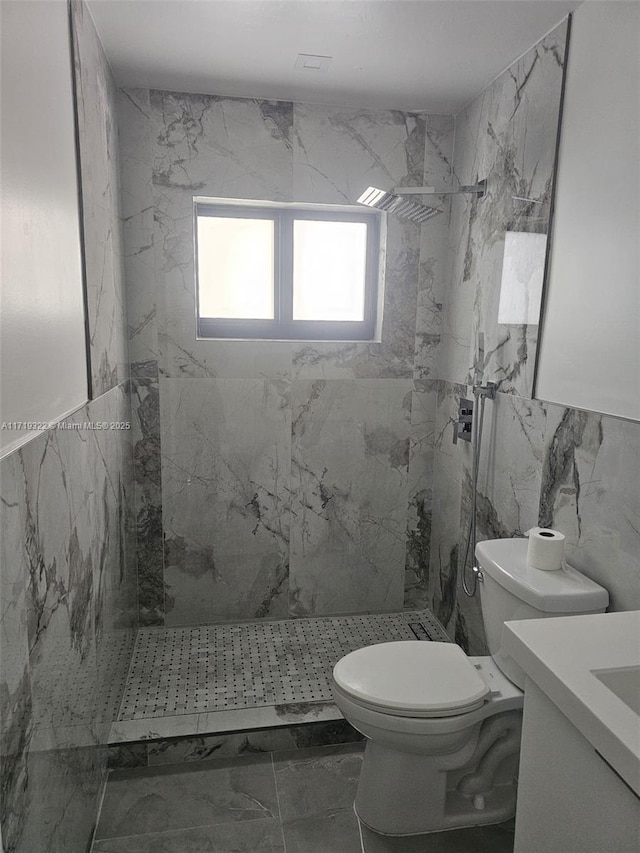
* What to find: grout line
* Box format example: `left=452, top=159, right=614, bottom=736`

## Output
left=355, top=802, right=367, bottom=853
left=89, top=765, right=113, bottom=850
left=271, top=752, right=288, bottom=853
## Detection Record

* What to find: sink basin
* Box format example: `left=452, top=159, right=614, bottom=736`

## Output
left=592, top=665, right=640, bottom=715
left=503, top=611, right=640, bottom=798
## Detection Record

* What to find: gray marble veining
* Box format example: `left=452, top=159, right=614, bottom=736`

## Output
left=437, top=25, right=567, bottom=397
left=160, top=378, right=291, bottom=624
left=0, top=386, right=136, bottom=853
left=1, top=8, right=135, bottom=851
left=290, top=379, right=411, bottom=615
left=71, top=1, right=127, bottom=397
left=118, top=87, right=454, bottom=624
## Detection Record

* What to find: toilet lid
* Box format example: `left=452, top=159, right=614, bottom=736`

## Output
left=332, top=641, right=490, bottom=717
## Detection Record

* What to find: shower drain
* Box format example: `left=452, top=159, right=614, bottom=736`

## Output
left=408, top=613, right=451, bottom=643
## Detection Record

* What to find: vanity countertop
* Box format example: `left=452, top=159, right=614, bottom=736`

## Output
left=503, top=610, right=640, bottom=797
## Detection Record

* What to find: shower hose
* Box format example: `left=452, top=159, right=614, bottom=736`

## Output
left=462, top=384, right=492, bottom=597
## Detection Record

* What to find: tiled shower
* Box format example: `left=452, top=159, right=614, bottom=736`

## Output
left=2, top=3, right=639, bottom=852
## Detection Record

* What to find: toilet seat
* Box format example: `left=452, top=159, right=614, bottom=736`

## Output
left=332, top=641, right=490, bottom=718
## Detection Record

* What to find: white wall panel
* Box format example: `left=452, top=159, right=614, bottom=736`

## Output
left=536, top=2, right=640, bottom=420
left=1, top=0, right=88, bottom=454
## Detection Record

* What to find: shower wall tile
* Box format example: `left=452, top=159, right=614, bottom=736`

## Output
left=160, top=378, right=291, bottom=624
left=0, top=386, right=136, bottom=853
left=0, top=453, right=34, bottom=853
left=289, top=379, right=411, bottom=615
left=119, top=86, right=454, bottom=623
left=291, top=105, right=452, bottom=383
left=434, top=18, right=640, bottom=652
left=150, top=91, right=294, bottom=380
left=539, top=406, right=640, bottom=612
left=404, top=380, right=436, bottom=609
left=151, top=90, right=293, bottom=201
left=413, top=205, right=450, bottom=381
left=428, top=381, right=468, bottom=636
left=290, top=214, right=422, bottom=381
left=1, top=8, right=135, bottom=851
left=292, top=104, right=425, bottom=205
left=438, top=23, right=567, bottom=396
left=71, top=1, right=127, bottom=397
left=118, top=88, right=159, bottom=376
left=454, top=392, right=547, bottom=653
left=473, top=392, right=547, bottom=541
left=431, top=22, right=588, bottom=654
left=130, top=371, right=165, bottom=625
left=414, top=115, right=455, bottom=382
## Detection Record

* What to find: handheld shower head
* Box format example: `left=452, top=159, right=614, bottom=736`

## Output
left=356, top=186, right=441, bottom=224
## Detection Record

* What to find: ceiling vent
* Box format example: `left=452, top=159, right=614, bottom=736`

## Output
left=295, top=54, right=332, bottom=72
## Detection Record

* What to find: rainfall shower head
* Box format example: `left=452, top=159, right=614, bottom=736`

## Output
left=356, top=186, right=441, bottom=224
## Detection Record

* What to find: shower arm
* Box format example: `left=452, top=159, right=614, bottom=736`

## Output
left=393, top=180, right=486, bottom=197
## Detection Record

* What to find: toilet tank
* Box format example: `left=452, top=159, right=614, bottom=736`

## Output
left=476, top=538, right=609, bottom=689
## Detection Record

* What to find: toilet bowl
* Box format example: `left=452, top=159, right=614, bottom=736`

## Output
left=333, top=644, right=524, bottom=835
left=332, top=538, right=609, bottom=836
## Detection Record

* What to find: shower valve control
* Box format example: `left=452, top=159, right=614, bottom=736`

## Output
left=453, top=398, right=474, bottom=444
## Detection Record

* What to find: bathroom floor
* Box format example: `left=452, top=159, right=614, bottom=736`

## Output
left=91, top=742, right=515, bottom=853
left=116, top=610, right=449, bottom=722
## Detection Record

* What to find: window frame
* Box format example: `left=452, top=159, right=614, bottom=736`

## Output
left=194, top=199, right=380, bottom=341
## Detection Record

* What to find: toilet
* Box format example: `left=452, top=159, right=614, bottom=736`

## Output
left=332, top=538, right=609, bottom=836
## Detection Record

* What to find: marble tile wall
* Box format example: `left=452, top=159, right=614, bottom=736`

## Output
left=118, top=88, right=454, bottom=624
left=0, top=387, right=136, bottom=853
left=1, top=5, right=136, bottom=851
left=71, top=0, right=127, bottom=397
left=430, top=20, right=640, bottom=653
left=118, top=16, right=638, bottom=643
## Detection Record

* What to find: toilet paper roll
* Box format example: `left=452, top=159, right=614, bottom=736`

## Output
left=527, top=527, right=565, bottom=571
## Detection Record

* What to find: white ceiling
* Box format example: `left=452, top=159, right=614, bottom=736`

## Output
left=87, top=0, right=580, bottom=113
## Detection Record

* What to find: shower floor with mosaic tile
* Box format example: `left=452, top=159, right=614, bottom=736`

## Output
left=115, top=610, right=449, bottom=736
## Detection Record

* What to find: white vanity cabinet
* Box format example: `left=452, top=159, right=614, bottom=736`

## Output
left=502, top=612, right=640, bottom=853
left=514, top=679, right=640, bottom=853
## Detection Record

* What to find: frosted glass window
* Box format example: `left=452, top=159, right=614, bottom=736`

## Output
left=194, top=199, right=379, bottom=340
left=293, top=220, right=367, bottom=321
left=197, top=216, right=274, bottom=319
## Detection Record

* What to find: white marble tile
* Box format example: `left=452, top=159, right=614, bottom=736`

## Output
left=539, top=405, right=640, bottom=611
left=445, top=23, right=568, bottom=398
left=147, top=92, right=294, bottom=379
left=160, top=378, right=291, bottom=624
left=151, top=90, right=293, bottom=201
left=474, top=392, right=547, bottom=539
left=72, top=1, right=127, bottom=396
left=293, top=104, right=425, bottom=204
left=290, top=107, right=452, bottom=381
left=0, top=385, right=137, bottom=851
left=129, top=372, right=166, bottom=625
left=414, top=115, right=455, bottom=382
left=404, top=380, right=436, bottom=608
left=428, top=381, right=468, bottom=633
left=117, top=88, right=159, bottom=375
left=290, top=379, right=411, bottom=615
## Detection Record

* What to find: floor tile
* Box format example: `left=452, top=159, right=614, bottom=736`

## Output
left=91, top=818, right=285, bottom=852
left=282, top=807, right=363, bottom=853
left=118, top=611, right=449, bottom=720
left=95, top=755, right=279, bottom=839
left=273, top=742, right=365, bottom=820
left=360, top=819, right=515, bottom=853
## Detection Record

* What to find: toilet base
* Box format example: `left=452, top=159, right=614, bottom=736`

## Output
left=354, top=718, right=520, bottom=836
